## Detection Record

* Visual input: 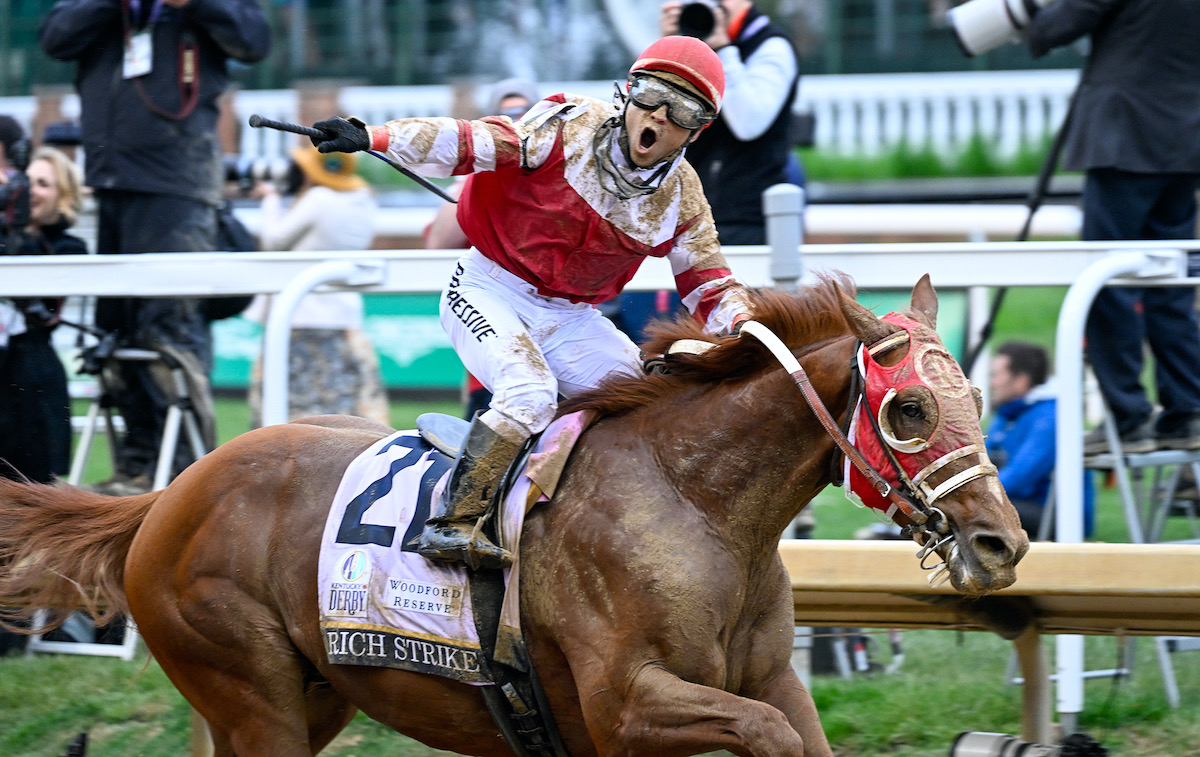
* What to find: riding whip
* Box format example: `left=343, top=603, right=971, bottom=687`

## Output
left=247, top=114, right=458, bottom=203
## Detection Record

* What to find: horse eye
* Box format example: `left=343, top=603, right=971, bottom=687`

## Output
left=901, top=402, right=923, bottom=419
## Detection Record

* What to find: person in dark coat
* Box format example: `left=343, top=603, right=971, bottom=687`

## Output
left=1027, top=0, right=1200, bottom=455
left=39, top=0, right=270, bottom=493
left=0, top=147, right=88, bottom=485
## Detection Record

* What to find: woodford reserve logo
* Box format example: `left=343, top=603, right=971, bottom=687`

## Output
left=386, top=577, right=464, bottom=616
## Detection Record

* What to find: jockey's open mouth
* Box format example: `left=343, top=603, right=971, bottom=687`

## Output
left=639, top=126, right=659, bottom=151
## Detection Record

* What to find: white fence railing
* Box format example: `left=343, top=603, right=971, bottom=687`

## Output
left=6, top=69, right=1078, bottom=162
left=799, top=69, right=1077, bottom=158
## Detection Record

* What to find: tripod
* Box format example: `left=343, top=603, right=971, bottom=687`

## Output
left=67, top=337, right=209, bottom=492
left=30, top=328, right=210, bottom=659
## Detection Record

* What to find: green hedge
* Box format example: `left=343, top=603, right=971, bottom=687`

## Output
left=798, top=134, right=1063, bottom=181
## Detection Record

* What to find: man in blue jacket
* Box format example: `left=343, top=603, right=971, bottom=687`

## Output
left=987, top=341, right=1095, bottom=539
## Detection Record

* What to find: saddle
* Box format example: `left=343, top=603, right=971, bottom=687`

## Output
left=415, top=413, right=472, bottom=458
left=415, top=412, right=571, bottom=757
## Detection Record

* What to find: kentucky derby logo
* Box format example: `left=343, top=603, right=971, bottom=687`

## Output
left=326, top=550, right=372, bottom=618
left=339, top=550, right=370, bottom=582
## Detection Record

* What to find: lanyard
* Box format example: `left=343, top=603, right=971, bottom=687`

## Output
left=120, top=0, right=201, bottom=120
left=123, top=0, right=163, bottom=33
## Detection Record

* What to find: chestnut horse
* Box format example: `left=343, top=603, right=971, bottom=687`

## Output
left=0, top=275, right=1027, bottom=757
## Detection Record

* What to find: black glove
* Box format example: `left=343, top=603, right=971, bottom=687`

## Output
left=310, top=116, right=370, bottom=154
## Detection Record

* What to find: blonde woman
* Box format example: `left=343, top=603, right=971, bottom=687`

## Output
left=0, top=146, right=87, bottom=483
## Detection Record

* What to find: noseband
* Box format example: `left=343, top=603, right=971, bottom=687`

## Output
left=739, top=319, right=997, bottom=583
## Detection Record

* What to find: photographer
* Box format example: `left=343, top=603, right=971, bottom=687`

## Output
left=40, top=0, right=270, bottom=494
left=660, top=0, right=800, bottom=245
left=0, top=146, right=88, bottom=484
left=1025, top=0, right=1200, bottom=455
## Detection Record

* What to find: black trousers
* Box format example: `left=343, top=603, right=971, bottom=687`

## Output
left=0, top=332, right=72, bottom=483
left=93, top=191, right=216, bottom=478
left=1082, top=168, right=1200, bottom=433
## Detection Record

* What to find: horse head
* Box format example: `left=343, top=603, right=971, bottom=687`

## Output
left=837, top=274, right=1029, bottom=595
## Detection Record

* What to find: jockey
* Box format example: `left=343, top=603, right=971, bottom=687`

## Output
left=310, top=36, right=753, bottom=570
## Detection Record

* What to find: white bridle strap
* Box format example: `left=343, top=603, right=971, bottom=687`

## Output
left=867, top=330, right=910, bottom=356
left=667, top=338, right=717, bottom=357
left=738, top=321, right=802, bottom=373
left=911, top=444, right=988, bottom=487
left=910, top=443, right=998, bottom=506
left=919, top=463, right=998, bottom=506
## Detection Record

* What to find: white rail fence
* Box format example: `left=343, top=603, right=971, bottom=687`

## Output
left=2, top=69, right=1078, bottom=161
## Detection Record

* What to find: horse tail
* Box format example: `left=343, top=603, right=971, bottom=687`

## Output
left=0, top=477, right=159, bottom=631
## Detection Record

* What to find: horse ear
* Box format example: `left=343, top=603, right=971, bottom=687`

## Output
left=908, top=274, right=939, bottom=329
left=840, top=290, right=902, bottom=346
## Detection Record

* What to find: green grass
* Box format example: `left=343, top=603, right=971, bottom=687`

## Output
left=7, top=289, right=1200, bottom=755
left=5, top=624, right=1200, bottom=756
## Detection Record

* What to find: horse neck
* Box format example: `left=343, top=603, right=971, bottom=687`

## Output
left=645, top=333, right=857, bottom=551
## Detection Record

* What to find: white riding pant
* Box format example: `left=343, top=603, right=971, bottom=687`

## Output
left=440, top=250, right=641, bottom=440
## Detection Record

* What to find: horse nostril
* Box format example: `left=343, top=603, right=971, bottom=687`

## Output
left=971, top=533, right=1016, bottom=564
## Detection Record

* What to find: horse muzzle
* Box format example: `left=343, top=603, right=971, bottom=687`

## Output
left=943, top=518, right=1029, bottom=595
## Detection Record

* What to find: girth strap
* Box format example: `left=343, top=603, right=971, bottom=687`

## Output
left=464, top=432, right=572, bottom=757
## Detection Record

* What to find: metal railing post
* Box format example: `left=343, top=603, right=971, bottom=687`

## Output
left=764, top=183, right=805, bottom=292
left=1053, top=247, right=1185, bottom=733
left=261, top=259, right=385, bottom=427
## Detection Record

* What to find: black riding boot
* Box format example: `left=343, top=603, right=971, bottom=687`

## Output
left=418, top=416, right=521, bottom=570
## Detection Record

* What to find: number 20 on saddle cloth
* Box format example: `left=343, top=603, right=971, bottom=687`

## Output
left=316, top=411, right=593, bottom=684
left=843, top=313, right=995, bottom=529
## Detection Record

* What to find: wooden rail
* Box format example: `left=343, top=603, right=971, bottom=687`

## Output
left=782, top=539, right=1200, bottom=742
left=783, top=540, right=1200, bottom=636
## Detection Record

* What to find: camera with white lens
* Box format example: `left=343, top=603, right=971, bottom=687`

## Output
left=949, top=732, right=1107, bottom=757
left=677, top=0, right=721, bottom=39
left=946, top=0, right=1056, bottom=56
left=224, top=155, right=291, bottom=186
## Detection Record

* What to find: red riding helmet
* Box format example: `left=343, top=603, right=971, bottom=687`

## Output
left=629, top=36, right=725, bottom=113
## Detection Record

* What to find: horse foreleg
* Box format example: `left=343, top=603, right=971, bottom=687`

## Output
left=584, top=665, right=812, bottom=757
left=755, top=668, right=833, bottom=757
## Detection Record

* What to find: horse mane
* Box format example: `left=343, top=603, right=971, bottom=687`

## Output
left=557, top=273, right=857, bottom=419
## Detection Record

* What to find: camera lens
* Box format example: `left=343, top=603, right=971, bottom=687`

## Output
left=950, top=732, right=1060, bottom=757
left=678, top=2, right=716, bottom=39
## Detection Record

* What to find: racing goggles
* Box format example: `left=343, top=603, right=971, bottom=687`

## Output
left=627, top=74, right=717, bottom=130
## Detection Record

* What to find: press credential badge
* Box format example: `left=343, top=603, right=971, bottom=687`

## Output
left=124, top=31, right=153, bottom=78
